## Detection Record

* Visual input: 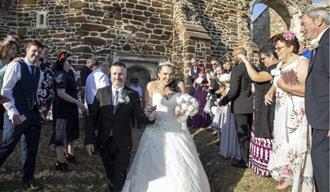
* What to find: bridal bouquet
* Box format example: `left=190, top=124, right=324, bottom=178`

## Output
left=176, top=94, right=199, bottom=122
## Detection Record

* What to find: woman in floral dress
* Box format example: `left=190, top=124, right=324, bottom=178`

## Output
left=265, top=32, right=315, bottom=191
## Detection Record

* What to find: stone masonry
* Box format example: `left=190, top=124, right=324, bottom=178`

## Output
left=0, top=0, right=317, bottom=88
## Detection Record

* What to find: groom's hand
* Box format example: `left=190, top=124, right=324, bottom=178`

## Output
left=85, top=144, right=94, bottom=157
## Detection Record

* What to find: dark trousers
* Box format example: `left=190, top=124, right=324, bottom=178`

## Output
left=98, top=137, right=131, bottom=192
left=311, top=129, right=329, bottom=192
left=0, top=111, right=41, bottom=182
left=234, top=113, right=252, bottom=164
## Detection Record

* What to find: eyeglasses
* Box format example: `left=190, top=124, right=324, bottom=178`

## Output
left=67, top=59, right=76, bottom=64
left=275, top=46, right=287, bottom=52
left=260, top=56, right=267, bottom=62
left=211, top=63, right=217, bottom=66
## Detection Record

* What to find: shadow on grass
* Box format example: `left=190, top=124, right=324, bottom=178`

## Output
left=0, top=120, right=290, bottom=192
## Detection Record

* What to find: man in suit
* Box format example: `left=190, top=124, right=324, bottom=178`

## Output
left=0, top=40, right=43, bottom=190
left=300, top=8, right=329, bottom=192
left=218, top=47, right=253, bottom=168
left=188, top=56, right=198, bottom=95
left=85, top=62, right=155, bottom=192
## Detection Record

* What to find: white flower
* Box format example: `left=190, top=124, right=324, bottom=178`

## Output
left=271, top=69, right=280, bottom=76
left=195, top=77, right=203, bottom=84
left=176, top=94, right=199, bottom=122
left=118, top=95, right=130, bottom=104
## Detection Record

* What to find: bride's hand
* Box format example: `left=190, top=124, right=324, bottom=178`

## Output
left=148, top=110, right=156, bottom=121
left=175, top=106, right=181, bottom=116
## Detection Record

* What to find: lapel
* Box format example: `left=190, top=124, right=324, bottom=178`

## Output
left=307, top=49, right=317, bottom=75
left=307, top=28, right=329, bottom=76
left=113, top=87, right=128, bottom=116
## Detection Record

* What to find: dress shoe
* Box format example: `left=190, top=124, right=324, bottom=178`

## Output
left=231, top=159, right=248, bottom=168
left=23, top=180, right=41, bottom=191
left=55, top=161, right=69, bottom=172
left=66, top=154, right=78, bottom=164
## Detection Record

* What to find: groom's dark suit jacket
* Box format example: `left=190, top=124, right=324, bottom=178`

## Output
left=219, top=62, right=253, bottom=114
left=85, top=85, right=152, bottom=150
left=305, top=28, right=329, bottom=130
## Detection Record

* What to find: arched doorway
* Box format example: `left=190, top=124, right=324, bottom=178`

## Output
left=127, top=66, right=151, bottom=96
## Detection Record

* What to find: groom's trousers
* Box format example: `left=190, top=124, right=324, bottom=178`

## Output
left=234, top=114, right=252, bottom=164
left=98, top=137, right=131, bottom=191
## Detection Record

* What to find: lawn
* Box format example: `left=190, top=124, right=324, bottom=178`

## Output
left=0, top=120, right=290, bottom=192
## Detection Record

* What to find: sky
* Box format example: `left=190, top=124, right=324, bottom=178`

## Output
left=251, top=0, right=326, bottom=21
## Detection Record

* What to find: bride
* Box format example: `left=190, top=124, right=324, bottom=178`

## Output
left=122, top=61, right=210, bottom=192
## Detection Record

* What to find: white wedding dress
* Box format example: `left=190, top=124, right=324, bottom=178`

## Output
left=122, top=92, right=210, bottom=192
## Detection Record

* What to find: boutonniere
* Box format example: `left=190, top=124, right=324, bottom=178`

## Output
left=118, top=95, right=130, bottom=104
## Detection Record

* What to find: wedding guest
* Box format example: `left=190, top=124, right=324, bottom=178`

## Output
left=85, top=62, right=110, bottom=108
left=80, top=57, right=97, bottom=103
left=52, top=51, right=86, bottom=171
left=128, top=78, right=143, bottom=98
left=0, top=36, right=19, bottom=171
left=300, top=7, right=329, bottom=192
left=0, top=40, right=44, bottom=190
left=0, top=36, right=18, bottom=132
left=237, top=44, right=278, bottom=177
left=37, top=46, right=54, bottom=121
left=188, top=56, right=198, bottom=95
left=266, top=32, right=314, bottom=191
left=188, top=63, right=211, bottom=129
left=218, top=47, right=253, bottom=168
left=218, top=59, right=241, bottom=160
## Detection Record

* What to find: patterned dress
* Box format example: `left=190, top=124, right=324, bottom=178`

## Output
left=249, top=64, right=276, bottom=177
left=37, top=59, right=54, bottom=113
left=267, top=58, right=315, bottom=192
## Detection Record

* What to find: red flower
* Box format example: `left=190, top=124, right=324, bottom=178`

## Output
left=59, top=53, right=65, bottom=62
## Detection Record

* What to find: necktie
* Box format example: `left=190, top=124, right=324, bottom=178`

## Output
left=30, top=65, right=35, bottom=76
left=113, top=90, right=119, bottom=114
left=30, top=65, right=36, bottom=108
left=114, top=90, right=119, bottom=106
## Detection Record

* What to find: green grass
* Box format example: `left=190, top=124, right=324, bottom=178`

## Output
left=0, top=121, right=290, bottom=192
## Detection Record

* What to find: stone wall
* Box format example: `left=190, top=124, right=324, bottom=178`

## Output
left=6, top=0, right=174, bottom=66
left=0, top=1, right=19, bottom=40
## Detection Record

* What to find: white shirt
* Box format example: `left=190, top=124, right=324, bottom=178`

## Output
left=112, top=85, right=124, bottom=105
left=1, top=57, right=43, bottom=120
left=310, top=27, right=329, bottom=50
left=85, top=67, right=110, bottom=104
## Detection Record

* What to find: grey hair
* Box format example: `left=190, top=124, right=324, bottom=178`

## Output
left=304, top=7, right=330, bottom=25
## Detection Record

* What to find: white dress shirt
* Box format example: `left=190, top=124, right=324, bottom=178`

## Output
left=85, top=67, right=110, bottom=104
left=1, top=57, right=43, bottom=120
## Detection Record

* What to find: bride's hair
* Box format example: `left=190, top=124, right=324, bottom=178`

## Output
left=156, top=59, right=179, bottom=92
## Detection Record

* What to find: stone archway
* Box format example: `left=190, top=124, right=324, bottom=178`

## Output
left=250, top=0, right=305, bottom=48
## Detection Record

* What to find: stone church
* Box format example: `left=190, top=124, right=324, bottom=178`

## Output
left=0, top=0, right=323, bottom=89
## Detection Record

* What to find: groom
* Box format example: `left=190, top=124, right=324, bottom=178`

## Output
left=85, top=62, right=155, bottom=192
left=218, top=47, right=253, bottom=168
